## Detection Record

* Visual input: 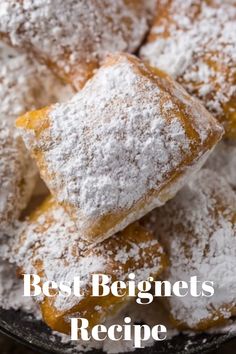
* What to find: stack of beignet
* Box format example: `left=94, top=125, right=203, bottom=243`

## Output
left=0, top=0, right=156, bottom=90
left=142, top=168, right=236, bottom=330
left=140, top=0, right=236, bottom=138
left=0, top=0, right=235, bottom=339
left=0, top=42, right=73, bottom=234
left=16, top=53, right=223, bottom=243
left=17, top=197, right=167, bottom=334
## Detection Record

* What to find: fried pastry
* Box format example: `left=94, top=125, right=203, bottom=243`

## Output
left=143, top=169, right=236, bottom=331
left=16, top=197, right=167, bottom=334
left=205, top=141, right=236, bottom=191
left=0, top=42, right=74, bottom=126
left=140, top=0, right=236, bottom=138
left=0, top=0, right=156, bottom=90
left=0, top=44, right=38, bottom=231
left=0, top=123, right=36, bottom=232
left=16, top=53, right=223, bottom=243
left=0, top=42, right=74, bottom=233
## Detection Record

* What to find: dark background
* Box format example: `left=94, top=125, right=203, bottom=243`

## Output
left=0, top=333, right=235, bottom=354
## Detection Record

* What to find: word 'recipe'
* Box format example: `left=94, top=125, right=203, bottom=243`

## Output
left=71, top=317, right=167, bottom=347
left=23, top=273, right=214, bottom=347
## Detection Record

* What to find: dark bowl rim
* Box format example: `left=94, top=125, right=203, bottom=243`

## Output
left=0, top=317, right=236, bottom=354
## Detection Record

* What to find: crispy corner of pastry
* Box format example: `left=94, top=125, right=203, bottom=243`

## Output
left=16, top=106, right=51, bottom=136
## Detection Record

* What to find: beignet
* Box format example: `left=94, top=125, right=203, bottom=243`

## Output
left=205, top=141, right=236, bottom=191
left=0, top=123, right=36, bottom=232
left=0, top=0, right=156, bottom=90
left=16, top=53, right=223, bottom=243
left=140, top=0, right=236, bottom=138
left=0, top=42, right=73, bottom=233
left=16, top=197, right=167, bottom=334
left=143, top=169, right=236, bottom=331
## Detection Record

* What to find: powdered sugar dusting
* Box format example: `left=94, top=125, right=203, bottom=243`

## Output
left=140, top=0, right=236, bottom=124
left=205, top=141, right=236, bottom=190
left=16, top=200, right=165, bottom=312
left=0, top=0, right=155, bottom=88
left=55, top=300, right=177, bottom=353
left=0, top=124, right=36, bottom=231
left=19, top=54, right=222, bottom=242
left=0, top=41, right=74, bottom=234
left=0, top=261, right=39, bottom=315
left=144, top=169, right=236, bottom=328
left=48, top=64, right=189, bottom=216
left=0, top=42, right=74, bottom=126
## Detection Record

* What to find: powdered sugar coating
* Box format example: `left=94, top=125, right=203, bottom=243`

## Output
left=18, top=54, right=223, bottom=242
left=140, top=0, right=236, bottom=134
left=0, top=260, right=38, bottom=314
left=205, top=141, right=236, bottom=190
left=16, top=199, right=165, bottom=314
left=48, top=65, right=190, bottom=216
left=0, top=0, right=156, bottom=89
left=0, top=45, right=37, bottom=124
left=0, top=43, right=37, bottom=231
left=0, top=42, right=74, bottom=234
left=144, top=169, right=236, bottom=329
left=0, top=42, right=74, bottom=125
left=0, top=124, right=35, bottom=231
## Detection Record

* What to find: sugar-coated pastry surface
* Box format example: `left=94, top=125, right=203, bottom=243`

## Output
left=0, top=123, right=36, bottom=232
left=16, top=197, right=167, bottom=334
left=0, top=44, right=38, bottom=124
left=0, top=43, right=38, bottom=231
left=16, top=53, right=223, bottom=243
left=0, top=42, right=74, bottom=124
left=0, top=0, right=156, bottom=89
left=205, top=141, right=236, bottom=190
left=143, top=169, right=236, bottom=330
left=0, top=42, right=74, bottom=234
left=140, top=0, right=236, bottom=138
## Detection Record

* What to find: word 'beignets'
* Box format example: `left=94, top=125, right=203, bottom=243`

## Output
left=144, top=169, right=236, bottom=331
left=0, top=42, right=73, bottom=233
left=17, top=198, right=167, bottom=334
left=16, top=53, right=223, bottom=243
left=0, top=0, right=155, bottom=90
left=140, top=0, right=236, bottom=138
